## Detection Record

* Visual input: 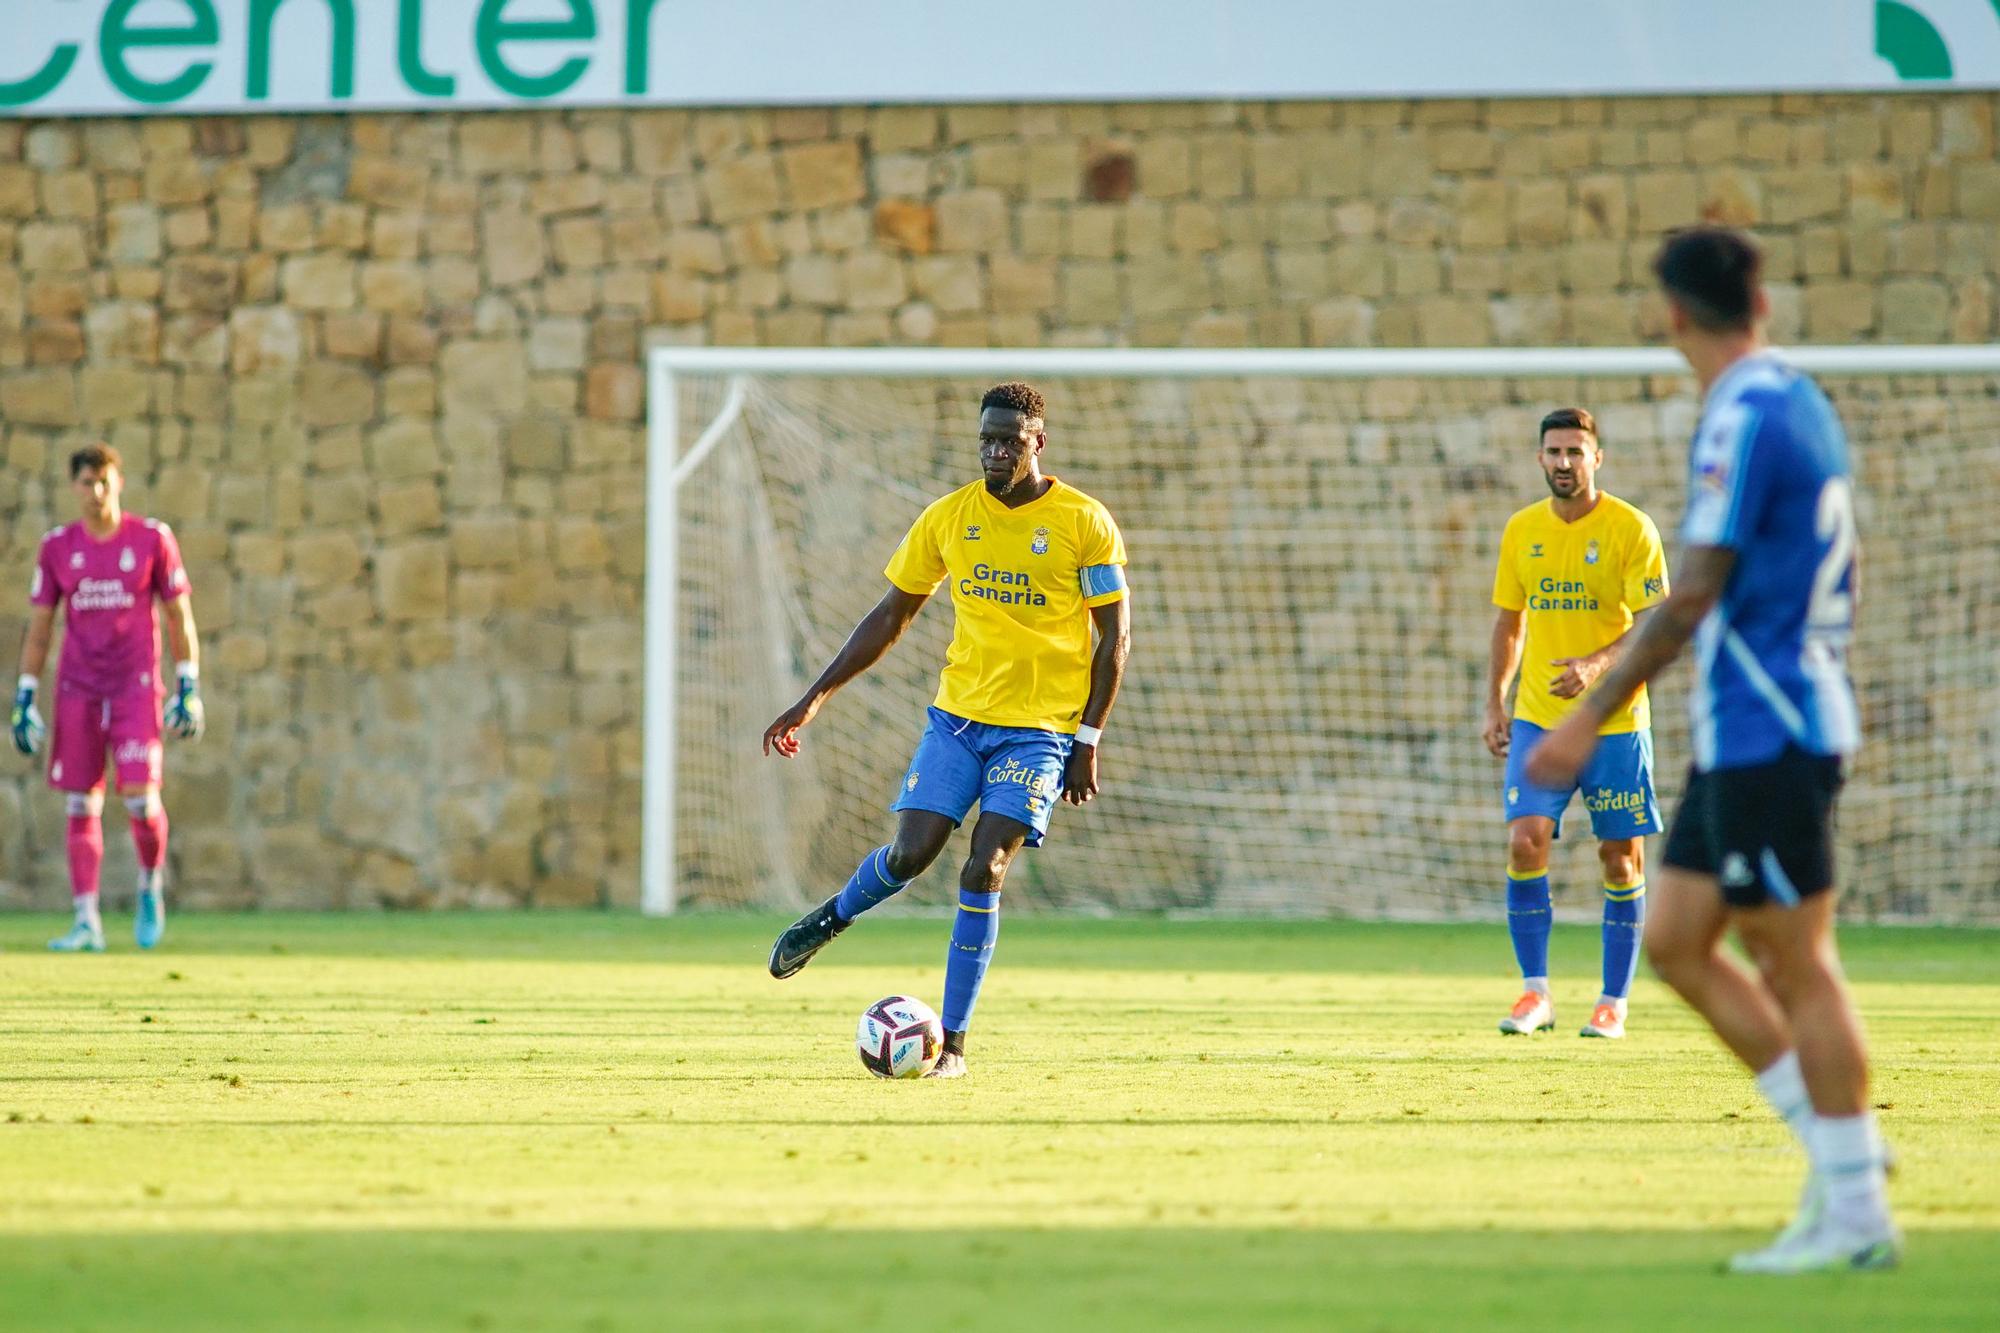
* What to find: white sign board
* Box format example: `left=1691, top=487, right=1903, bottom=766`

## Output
left=4, top=0, right=1998, bottom=117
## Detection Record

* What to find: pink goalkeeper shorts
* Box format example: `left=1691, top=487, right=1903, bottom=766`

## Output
left=48, top=684, right=163, bottom=793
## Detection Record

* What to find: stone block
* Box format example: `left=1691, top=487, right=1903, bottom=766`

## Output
left=781, top=139, right=866, bottom=211
left=450, top=516, right=523, bottom=570
left=377, top=479, right=444, bottom=536
left=281, top=255, right=355, bottom=311
left=584, top=364, right=643, bottom=421
left=440, top=340, right=529, bottom=417
left=374, top=540, right=449, bottom=621
left=290, top=531, right=364, bottom=590
left=934, top=189, right=1009, bottom=252
left=367, top=419, right=442, bottom=481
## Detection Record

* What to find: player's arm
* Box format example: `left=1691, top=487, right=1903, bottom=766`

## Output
left=1525, top=546, right=1735, bottom=786
left=1482, top=608, right=1524, bottom=757
left=162, top=593, right=204, bottom=741
left=762, top=585, right=931, bottom=757
left=1549, top=606, right=1656, bottom=700
left=1062, top=597, right=1132, bottom=806
left=12, top=605, right=56, bottom=756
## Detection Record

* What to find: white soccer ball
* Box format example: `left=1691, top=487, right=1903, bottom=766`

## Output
left=856, top=995, right=944, bottom=1079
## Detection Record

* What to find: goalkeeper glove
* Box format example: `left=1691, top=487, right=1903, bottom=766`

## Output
left=164, top=664, right=204, bottom=742
left=11, top=676, right=45, bottom=757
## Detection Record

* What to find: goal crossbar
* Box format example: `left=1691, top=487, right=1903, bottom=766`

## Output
left=641, top=344, right=2000, bottom=915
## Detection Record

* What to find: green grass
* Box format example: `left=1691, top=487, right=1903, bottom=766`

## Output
left=0, top=913, right=1994, bottom=1331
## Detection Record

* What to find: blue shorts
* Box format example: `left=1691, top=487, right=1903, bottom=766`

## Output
left=1503, top=719, right=1661, bottom=840
left=891, top=707, right=1072, bottom=847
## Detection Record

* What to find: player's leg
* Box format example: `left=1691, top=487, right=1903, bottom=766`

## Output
left=1580, top=728, right=1660, bottom=1038
left=1723, top=754, right=1894, bottom=1272
left=47, top=691, right=108, bottom=953
left=1651, top=759, right=1875, bottom=1269
left=110, top=686, right=170, bottom=948
left=769, top=709, right=977, bottom=979
left=1583, top=838, right=1644, bottom=1038
left=768, top=809, right=954, bottom=980
left=1498, top=720, right=1565, bottom=1033
left=927, top=810, right=1033, bottom=1079
left=1643, top=866, right=1790, bottom=1067
left=50, top=790, right=107, bottom=952
left=121, top=784, right=169, bottom=948
left=1500, top=819, right=1557, bottom=1034
left=926, top=722, right=1066, bottom=1077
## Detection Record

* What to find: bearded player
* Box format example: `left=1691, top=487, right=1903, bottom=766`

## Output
left=1485, top=408, right=1669, bottom=1039
left=762, top=383, right=1131, bottom=1079
left=13, top=445, right=205, bottom=952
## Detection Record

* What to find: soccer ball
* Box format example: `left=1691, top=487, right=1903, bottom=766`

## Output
left=856, top=995, right=943, bottom=1079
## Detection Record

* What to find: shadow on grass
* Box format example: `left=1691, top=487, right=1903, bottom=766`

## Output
left=1, top=913, right=1991, bottom=981
left=3, top=1226, right=1993, bottom=1332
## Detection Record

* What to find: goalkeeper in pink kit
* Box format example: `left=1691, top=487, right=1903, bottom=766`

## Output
left=12, top=445, right=204, bottom=952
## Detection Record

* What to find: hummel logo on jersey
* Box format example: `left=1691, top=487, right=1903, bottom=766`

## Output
left=70, top=552, right=84, bottom=569
left=1720, top=852, right=1756, bottom=888
left=964, top=525, right=981, bottom=541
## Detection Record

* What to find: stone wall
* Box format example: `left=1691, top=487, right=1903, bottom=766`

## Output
left=0, top=93, right=1994, bottom=909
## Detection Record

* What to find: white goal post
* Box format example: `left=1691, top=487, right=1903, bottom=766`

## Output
left=643, top=345, right=2000, bottom=919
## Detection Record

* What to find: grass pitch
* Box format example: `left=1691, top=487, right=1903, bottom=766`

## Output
left=0, top=913, right=1994, bottom=1331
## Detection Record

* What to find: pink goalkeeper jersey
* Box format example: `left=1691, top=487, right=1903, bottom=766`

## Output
left=31, top=514, right=189, bottom=698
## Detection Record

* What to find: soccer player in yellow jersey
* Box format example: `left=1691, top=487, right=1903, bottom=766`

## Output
left=762, top=382, right=1131, bottom=1078
left=1484, top=408, right=1668, bottom=1039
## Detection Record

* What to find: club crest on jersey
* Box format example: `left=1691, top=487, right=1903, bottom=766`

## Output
left=1030, top=527, right=1050, bottom=556
left=119, top=548, right=136, bottom=573
left=964, top=525, right=981, bottom=541
left=906, top=773, right=920, bottom=791
left=1584, top=539, right=1599, bottom=565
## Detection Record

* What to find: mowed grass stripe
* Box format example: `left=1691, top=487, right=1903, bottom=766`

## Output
left=0, top=914, right=1994, bottom=1330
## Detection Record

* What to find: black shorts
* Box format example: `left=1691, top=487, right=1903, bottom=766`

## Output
left=1661, top=746, right=1844, bottom=909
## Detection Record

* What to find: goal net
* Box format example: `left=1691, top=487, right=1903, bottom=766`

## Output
left=645, top=348, right=2000, bottom=925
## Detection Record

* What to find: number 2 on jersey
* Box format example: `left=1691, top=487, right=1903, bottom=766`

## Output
left=1807, top=477, right=1856, bottom=633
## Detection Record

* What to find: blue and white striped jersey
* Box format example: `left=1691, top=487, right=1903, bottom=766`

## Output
left=1680, top=351, right=1861, bottom=772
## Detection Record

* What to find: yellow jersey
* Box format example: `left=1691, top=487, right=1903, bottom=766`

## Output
left=1492, top=493, right=1668, bottom=735
left=885, top=477, right=1128, bottom=733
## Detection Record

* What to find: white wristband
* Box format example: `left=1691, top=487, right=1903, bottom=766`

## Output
left=175, top=661, right=198, bottom=683
left=1074, top=724, right=1103, bottom=747
left=17, top=674, right=36, bottom=693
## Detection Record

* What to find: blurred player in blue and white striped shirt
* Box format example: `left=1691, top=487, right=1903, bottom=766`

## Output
left=1527, top=228, right=1895, bottom=1275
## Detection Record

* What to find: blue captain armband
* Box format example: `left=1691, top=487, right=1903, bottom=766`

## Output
left=1079, top=564, right=1127, bottom=600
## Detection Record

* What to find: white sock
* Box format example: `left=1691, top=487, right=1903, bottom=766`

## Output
left=1753, top=1050, right=1816, bottom=1149
left=74, top=891, right=102, bottom=932
left=1811, top=1112, right=1891, bottom=1231
left=1522, top=976, right=1550, bottom=997
left=137, top=866, right=162, bottom=895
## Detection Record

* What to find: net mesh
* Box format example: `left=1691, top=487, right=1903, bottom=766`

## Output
left=666, top=366, right=2000, bottom=924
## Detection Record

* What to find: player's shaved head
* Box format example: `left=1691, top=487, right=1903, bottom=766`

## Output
left=1538, top=408, right=1597, bottom=445
left=1654, top=227, right=1762, bottom=334
left=981, top=382, right=1045, bottom=424
left=69, top=443, right=123, bottom=479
